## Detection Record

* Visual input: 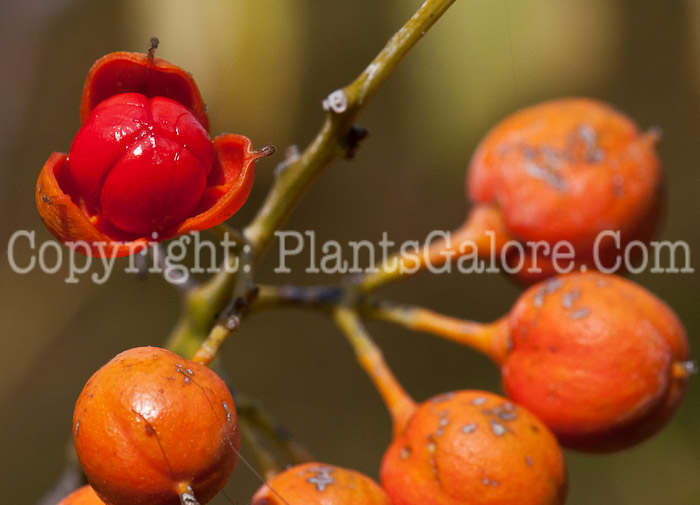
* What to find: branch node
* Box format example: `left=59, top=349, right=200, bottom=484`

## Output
left=345, top=125, right=370, bottom=159
left=322, top=89, right=348, bottom=114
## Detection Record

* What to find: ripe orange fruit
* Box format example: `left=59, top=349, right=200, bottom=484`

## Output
left=56, top=485, right=106, bottom=505
left=381, top=390, right=567, bottom=505
left=73, top=346, right=239, bottom=505
left=466, top=97, right=662, bottom=282
left=250, top=462, right=392, bottom=505
left=498, top=272, right=690, bottom=451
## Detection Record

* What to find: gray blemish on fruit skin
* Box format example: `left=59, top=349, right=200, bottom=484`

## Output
left=482, top=477, right=500, bottom=487
left=493, top=407, right=518, bottom=422
left=400, top=446, right=411, bottom=460
left=471, top=397, right=487, bottom=406
left=578, top=124, right=597, bottom=148
left=461, top=423, right=477, bottom=434
left=75, top=421, right=80, bottom=436
left=426, top=435, right=440, bottom=482
left=525, top=160, right=568, bottom=192
left=562, top=289, right=580, bottom=309
left=489, top=419, right=507, bottom=436
left=436, top=415, right=450, bottom=437
left=223, top=401, right=231, bottom=422
left=569, top=307, right=591, bottom=319
left=525, top=456, right=533, bottom=467
left=306, top=466, right=335, bottom=492
left=534, top=289, right=546, bottom=308
left=431, top=392, right=455, bottom=404
left=612, top=174, right=625, bottom=198
left=175, top=367, right=191, bottom=384
left=541, top=145, right=563, bottom=170
left=522, top=144, right=569, bottom=191
left=577, top=123, right=605, bottom=163
left=186, top=368, right=194, bottom=376
left=545, top=278, right=563, bottom=293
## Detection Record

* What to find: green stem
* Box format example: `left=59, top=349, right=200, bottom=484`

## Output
left=251, top=284, right=343, bottom=313
left=166, top=0, right=456, bottom=361
left=191, top=242, right=258, bottom=365
left=243, top=0, right=456, bottom=257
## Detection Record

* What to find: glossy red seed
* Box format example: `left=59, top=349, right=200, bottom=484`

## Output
left=68, top=92, right=214, bottom=234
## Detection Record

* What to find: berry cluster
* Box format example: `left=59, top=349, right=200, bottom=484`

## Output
left=38, top=4, right=693, bottom=505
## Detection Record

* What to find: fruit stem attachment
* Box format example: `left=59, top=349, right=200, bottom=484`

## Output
left=673, top=360, right=698, bottom=379
left=176, top=482, right=199, bottom=505
left=148, top=36, right=159, bottom=60
left=362, top=298, right=510, bottom=364
left=357, top=204, right=510, bottom=292
left=332, top=304, right=416, bottom=437
left=243, top=0, right=456, bottom=258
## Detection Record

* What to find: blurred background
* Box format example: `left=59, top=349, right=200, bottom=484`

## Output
left=1, top=0, right=698, bottom=503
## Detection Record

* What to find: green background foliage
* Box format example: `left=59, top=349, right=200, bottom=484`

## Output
left=0, top=1, right=698, bottom=504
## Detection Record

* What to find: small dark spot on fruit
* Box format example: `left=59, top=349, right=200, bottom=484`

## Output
left=144, top=425, right=155, bottom=437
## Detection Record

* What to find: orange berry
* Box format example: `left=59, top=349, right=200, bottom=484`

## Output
left=499, top=272, right=690, bottom=451
left=57, top=486, right=106, bottom=505
left=250, top=462, right=391, bottom=505
left=73, top=346, right=239, bottom=505
left=381, top=390, right=567, bottom=505
left=467, top=97, right=662, bottom=283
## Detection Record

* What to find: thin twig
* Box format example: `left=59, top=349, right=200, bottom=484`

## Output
left=243, top=0, right=457, bottom=257
left=164, top=0, right=456, bottom=360
left=332, top=304, right=416, bottom=437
